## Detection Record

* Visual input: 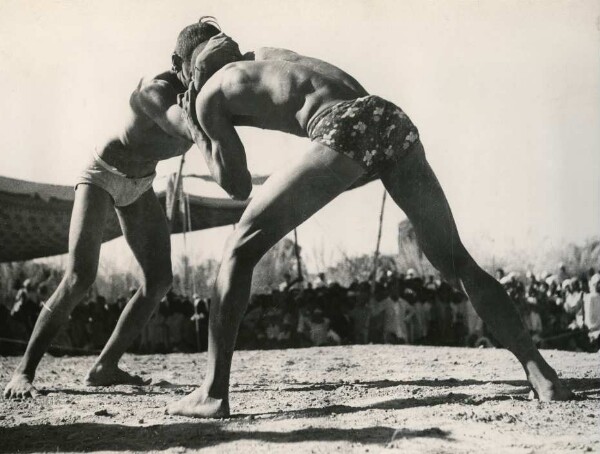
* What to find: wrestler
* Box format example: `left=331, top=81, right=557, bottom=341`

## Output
left=166, top=32, right=574, bottom=417
left=3, top=18, right=222, bottom=399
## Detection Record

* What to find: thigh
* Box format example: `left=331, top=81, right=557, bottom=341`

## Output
left=380, top=143, right=471, bottom=282
left=233, top=142, right=366, bottom=256
left=115, top=189, right=171, bottom=277
left=67, top=184, right=113, bottom=275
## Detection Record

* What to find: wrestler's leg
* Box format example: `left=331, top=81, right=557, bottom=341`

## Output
left=167, top=143, right=365, bottom=417
left=86, top=189, right=172, bottom=386
left=3, top=184, right=112, bottom=399
left=381, top=142, right=573, bottom=401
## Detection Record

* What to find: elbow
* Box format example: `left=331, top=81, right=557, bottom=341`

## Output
left=231, top=188, right=252, bottom=202
left=217, top=170, right=252, bottom=201
left=229, top=172, right=252, bottom=201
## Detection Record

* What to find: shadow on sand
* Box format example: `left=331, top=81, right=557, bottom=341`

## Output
left=0, top=422, right=452, bottom=452
left=2, top=377, right=596, bottom=452
left=235, top=377, right=600, bottom=395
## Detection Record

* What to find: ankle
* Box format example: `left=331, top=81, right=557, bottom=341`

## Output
left=15, top=364, right=35, bottom=381
left=93, top=357, right=119, bottom=370
left=507, top=332, right=541, bottom=365
left=88, top=362, right=113, bottom=376
left=201, top=380, right=229, bottom=401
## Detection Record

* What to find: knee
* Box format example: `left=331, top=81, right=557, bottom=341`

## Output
left=63, top=269, right=96, bottom=294
left=141, top=267, right=173, bottom=299
left=434, top=242, right=474, bottom=286
left=223, top=223, right=268, bottom=268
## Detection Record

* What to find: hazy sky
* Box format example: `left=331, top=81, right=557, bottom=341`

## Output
left=0, top=0, right=598, bottom=272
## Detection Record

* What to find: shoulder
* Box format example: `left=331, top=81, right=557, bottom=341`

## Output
left=138, top=79, right=174, bottom=104
left=132, top=75, right=178, bottom=113
left=213, top=61, right=255, bottom=85
left=197, top=63, right=251, bottom=105
left=255, top=47, right=299, bottom=61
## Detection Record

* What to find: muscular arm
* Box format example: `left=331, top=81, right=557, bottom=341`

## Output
left=134, top=79, right=194, bottom=141
left=193, top=77, right=252, bottom=201
left=254, top=47, right=369, bottom=96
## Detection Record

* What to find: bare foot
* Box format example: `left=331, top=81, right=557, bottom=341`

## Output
left=167, top=387, right=230, bottom=418
left=3, top=373, right=39, bottom=399
left=525, top=360, right=575, bottom=401
left=85, top=363, right=150, bottom=386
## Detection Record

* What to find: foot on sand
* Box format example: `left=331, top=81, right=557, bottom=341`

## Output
left=525, top=360, right=575, bottom=401
left=85, top=363, right=150, bottom=386
left=3, top=373, right=39, bottom=399
left=167, top=387, right=230, bottom=418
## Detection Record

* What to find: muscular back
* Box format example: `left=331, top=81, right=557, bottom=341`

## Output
left=188, top=46, right=369, bottom=200
left=197, top=50, right=368, bottom=138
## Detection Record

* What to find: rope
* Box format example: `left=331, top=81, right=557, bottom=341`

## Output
left=185, top=191, right=197, bottom=296
left=0, top=337, right=101, bottom=354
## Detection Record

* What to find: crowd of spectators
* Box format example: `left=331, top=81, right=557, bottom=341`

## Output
left=1, top=264, right=599, bottom=355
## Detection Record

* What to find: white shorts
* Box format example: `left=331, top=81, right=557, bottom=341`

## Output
left=75, top=151, right=156, bottom=207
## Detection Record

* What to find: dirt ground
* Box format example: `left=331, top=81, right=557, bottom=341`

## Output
left=0, top=346, right=598, bottom=453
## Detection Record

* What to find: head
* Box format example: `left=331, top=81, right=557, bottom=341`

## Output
left=23, top=279, right=34, bottom=292
left=591, top=274, right=600, bottom=294
left=172, top=16, right=221, bottom=83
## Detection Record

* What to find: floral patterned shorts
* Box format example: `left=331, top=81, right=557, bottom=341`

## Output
left=307, top=95, right=419, bottom=186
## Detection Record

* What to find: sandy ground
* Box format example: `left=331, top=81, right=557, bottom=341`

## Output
left=0, top=346, right=598, bottom=453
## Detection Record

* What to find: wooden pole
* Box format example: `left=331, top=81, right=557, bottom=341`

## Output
left=293, top=228, right=303, bottom=283
left=168, top=153, right=186, bottom=230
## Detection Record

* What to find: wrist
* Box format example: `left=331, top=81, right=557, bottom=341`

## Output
left=188, top=125, right=203, bottom=142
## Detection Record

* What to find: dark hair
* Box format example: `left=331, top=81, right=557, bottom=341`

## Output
left=173, top=16, right=221, bottom=65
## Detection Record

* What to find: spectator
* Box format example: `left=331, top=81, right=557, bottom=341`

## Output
left=584, top=273, right=600, bottom=350
left=563, top=278, right=584, bottom=330
left=449, top=291, right=467, bottom=346
left=11, top=279, right=39, bottom=334
left=557, top=263, right=570, bottom=284
left=395, top=288, right=415, bottom=344
left=368, top=284, right=387, bottom=344
left=166, top=299, right=187, bottom=352
left=307, top=307, right=340, bottom=346
left=349, top=284, right=371, bottom=344
left=528, top=305, right=544, bottom=344
left=3, top=266, right=598, bottom=355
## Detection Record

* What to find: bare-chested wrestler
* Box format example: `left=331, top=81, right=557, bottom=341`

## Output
left=2, top=18, right=223, bottom=399
left=165, top=30, right=574, bottom=417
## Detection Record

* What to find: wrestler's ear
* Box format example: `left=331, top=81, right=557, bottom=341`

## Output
left=172, top=53, right=183, bottom=72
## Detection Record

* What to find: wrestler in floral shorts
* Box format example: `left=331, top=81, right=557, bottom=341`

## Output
left=307, top=95, right=420, bottom=187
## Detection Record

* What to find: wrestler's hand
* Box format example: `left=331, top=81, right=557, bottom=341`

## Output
left=180, top=83, right=210, bottom=147
left=192, top=32, right=242, bottom=91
